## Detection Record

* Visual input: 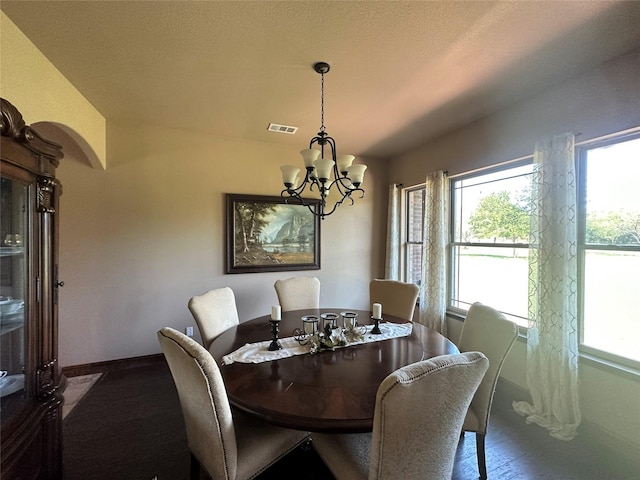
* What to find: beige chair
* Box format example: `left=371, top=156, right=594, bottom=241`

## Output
left=459, top=302, right=518, bottom=480
left=274, top=276, right=320, bottom=312
left=188, top=287, right=239, bottom=349
left=312, top=352, right=489, bottom=480
left=369, top=279, right=419, bottom=321
left=157, top=327, right=310, bottom=480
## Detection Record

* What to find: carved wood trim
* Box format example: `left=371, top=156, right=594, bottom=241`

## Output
left=37, top=177, right=57, bottom=213
left=1, top=98, right=64, bottom=166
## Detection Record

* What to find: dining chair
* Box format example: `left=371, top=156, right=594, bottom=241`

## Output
left=274, top=276, right=320, bottom=312
left=458, top=302, right=518, bottom=480
left=188, top=287, right=239, bottom=349
left=369, top=279, right=419, bottom=321
left=312, top=351, right=489, bottom=480
left=157, top=327, right=310, bottom=480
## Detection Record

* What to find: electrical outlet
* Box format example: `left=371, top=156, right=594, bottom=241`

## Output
left=185, top=326, right=194, bottom=337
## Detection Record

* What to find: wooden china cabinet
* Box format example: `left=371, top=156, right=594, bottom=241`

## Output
left=1, top=98, right=65, bottom=479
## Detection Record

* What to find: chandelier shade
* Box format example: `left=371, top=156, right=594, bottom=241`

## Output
left=279, top=62, right=366, bottom=219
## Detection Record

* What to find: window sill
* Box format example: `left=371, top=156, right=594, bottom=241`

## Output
left=578, top=352, right=640, bottom=381
left=447, top=310, right=638, bottom=380
left=445, top=309, right=465, bottom=322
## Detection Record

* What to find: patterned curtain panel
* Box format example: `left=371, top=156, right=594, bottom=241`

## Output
left=513, top=132, right=582, bottom=440
left=418, top=170, right=448, bottom=334
left=384, top=184, right=401, bottom=280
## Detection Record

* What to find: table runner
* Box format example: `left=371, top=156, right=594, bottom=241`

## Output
left=222, top=322, right=413, bottom=365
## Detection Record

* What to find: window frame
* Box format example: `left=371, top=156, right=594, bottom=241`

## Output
left=447, top=159, right=533, bottom=325
left=402, top=184, right=425, bottom=286
left=576, top=130, right=640, bottom=370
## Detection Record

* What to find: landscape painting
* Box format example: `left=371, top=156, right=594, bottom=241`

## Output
left=225, top=194, right=321, bottom=273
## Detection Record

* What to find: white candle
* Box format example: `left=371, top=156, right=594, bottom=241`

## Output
left=271, top=305, right=281, bottom=321
left=373, top=303, right=382, bottom=320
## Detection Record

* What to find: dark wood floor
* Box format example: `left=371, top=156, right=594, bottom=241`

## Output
left=63, top=360, right=638, bottom=480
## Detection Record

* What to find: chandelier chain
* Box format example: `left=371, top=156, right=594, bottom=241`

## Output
left=320, top=72, right=325, bottom=133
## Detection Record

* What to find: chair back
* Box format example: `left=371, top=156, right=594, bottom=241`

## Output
left=157, top=327, right=238, bottom=480
left=274, top=277, right=320, bottom=312
left=188, top=287, right=239, bottom=349
left=369, top=352, right=489, bottom=480
left=459, top=302, right=518, bottom=433
left=369, top=279, right=419, bottom=321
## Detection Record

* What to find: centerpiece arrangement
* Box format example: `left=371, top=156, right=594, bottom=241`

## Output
left=293, top=313, right=366, bottom=354
left=310, top=322, right=366, bottom=354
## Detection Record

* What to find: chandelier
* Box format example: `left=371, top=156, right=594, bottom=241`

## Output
left=279, top=62, right=367, bottom=219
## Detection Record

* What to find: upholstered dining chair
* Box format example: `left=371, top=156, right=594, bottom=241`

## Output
left=458, top=302, right=518, bottom=480
left=157, top=327, right=310, bottom=480
left=274, top=276, right=320, bottom=312
left=188, top=287, right=239, bottom=349
left=369, top=279, right=420, bottom=321
left=312, top=352, right=489, bottom=480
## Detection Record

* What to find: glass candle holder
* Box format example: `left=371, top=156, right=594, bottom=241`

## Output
left=320, top=312, right=339, bottom=330
left=340, top=311, right=358, bottom=329
left=301, top=315, right=319, bottom=335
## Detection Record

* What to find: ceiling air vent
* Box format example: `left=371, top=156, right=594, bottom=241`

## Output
left=268, top=123, right=298, bottom=135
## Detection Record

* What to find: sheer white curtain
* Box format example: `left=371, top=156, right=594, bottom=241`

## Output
left=385, top=184, right=401, bottom=280
left=513, top=132, right=581, bottom=440
left=418, top=171, right=448, bottom=334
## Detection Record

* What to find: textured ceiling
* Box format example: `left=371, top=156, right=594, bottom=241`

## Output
left=2, top=1, right=640, bottom=160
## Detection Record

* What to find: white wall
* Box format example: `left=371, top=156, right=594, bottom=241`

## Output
left=394, top=47, right=640, bottom=455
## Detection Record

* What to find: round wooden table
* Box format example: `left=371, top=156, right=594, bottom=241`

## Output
left=209, top=308, right=458, bottom=433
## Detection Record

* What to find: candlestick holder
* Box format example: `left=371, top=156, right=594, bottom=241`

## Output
left=371, top=316, right=382, bottom=334
left=268, top=319, right=282, bottom=351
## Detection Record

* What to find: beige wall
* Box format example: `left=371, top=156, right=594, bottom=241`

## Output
left=394, top=47, right=640, bottom=455
left=0, top=12, right=106, bottom=169
left=56, top=121, right=387, bottom=366
left=3, top=6, right=638, bottom=461
left=1, top=13, right=388, bottom=368
left=392, top=47, right=640, bottom=181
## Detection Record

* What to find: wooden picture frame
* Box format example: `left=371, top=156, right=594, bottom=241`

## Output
left=225, top=194, right=321, bottom=274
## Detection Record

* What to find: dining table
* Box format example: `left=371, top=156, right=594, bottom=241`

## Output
left=208, top=308, right=459, bottom=433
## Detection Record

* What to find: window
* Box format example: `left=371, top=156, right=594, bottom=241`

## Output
left=401, top=130, right=639, bottom=369
left=449, top=163, right=533, bottom=327
left=578, top=133, right=640, bottom=366
left=404, top=187, right=424, bottom=286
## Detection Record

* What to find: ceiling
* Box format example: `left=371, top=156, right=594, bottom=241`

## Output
left=3, top=1, right=640, bottom=160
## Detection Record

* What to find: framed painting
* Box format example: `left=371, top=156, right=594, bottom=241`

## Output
left=225, top=194, right=321, bottom=274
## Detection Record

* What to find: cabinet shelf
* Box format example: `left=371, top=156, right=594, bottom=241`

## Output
left=0, top=247, right=25, bottom=257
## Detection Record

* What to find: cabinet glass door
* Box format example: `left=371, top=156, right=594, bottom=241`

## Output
left=0, top=177, right=28, bottom=400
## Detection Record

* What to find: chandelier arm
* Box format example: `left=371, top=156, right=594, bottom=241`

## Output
left=308, top=179, right=320, bottom=193
left=282, top=172, right=311, bottom=198
left=281, top=184, right=327, bottom=219
left=281, top=169, right=314, bottom=201
left=326, top=136, right=337, bottom=160
left=324, top=174, right=360, bottom=196
left=331, top=174, right=350, bottom=196
left=320, top=190, right=354, bottom=217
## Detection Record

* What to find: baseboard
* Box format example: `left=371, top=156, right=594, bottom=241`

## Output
left=62, top=353, right=166, bottom=378
left=495, top=377, right=640, bottom=470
